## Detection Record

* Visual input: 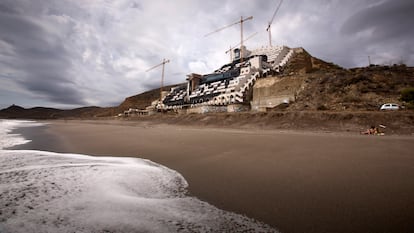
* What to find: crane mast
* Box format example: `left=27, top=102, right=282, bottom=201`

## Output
left=145, top=58, right=170, bottom=104
left=267, top=0, right=283, bottom=47
left=205, top=16, right=253, bottom=62
left=225, top=32, right=258, bottom=62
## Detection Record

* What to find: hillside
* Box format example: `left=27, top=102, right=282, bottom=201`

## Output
left=0, top=105, right=64, bottom=119
left=277, top=48, right=414, bottom=111
left=1, top=48, right=413, bottom=134
left=117, top=84, right=181, bottom=111
left=0, top=85, right=180, bottom=119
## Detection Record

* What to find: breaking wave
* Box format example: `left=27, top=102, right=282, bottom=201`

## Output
left=0, top=120, right=278, bottom=233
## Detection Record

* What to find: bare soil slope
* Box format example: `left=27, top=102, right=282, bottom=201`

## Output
left=279, top=48, right=414, bottom=111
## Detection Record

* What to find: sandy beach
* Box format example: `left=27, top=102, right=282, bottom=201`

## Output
left=14, top=119, right=414, bottom=233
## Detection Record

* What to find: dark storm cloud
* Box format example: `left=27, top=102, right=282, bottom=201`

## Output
left=0, top=2, right=19, bottom=15
left=341, top=0, right=414, bottom=41
left=130, top=2, right=143, bottom=10
left=336, top=0, right=414, bottom=66
left=1, top=0, right=413, bottom=109
left=0, top=1, right=86, bottom=106
left=21, top=76, right=83, bottom=104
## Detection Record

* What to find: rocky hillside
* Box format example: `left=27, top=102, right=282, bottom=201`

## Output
left=0, top=105, right=64, bottom=119
left=294, top=65, right=413, bottom=111
left=117, top=84, right=181, bottom=111
left=272, top=48, right=414, bottom=111
left=0, top=105, right=114, bottom=119
left=0, top=85, right=180, bottom=119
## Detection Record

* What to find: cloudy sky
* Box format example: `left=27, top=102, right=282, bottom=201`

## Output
left=1, top=0, right=413, bottom=109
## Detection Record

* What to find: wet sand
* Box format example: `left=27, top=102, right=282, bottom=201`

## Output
left=14, top=120, right=414, bottom=233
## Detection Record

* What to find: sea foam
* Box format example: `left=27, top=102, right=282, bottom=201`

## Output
left=0, top=120, right=45, bottom=150
left=0, top=120, right=278, bottom=233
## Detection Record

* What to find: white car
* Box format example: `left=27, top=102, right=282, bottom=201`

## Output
left=380, top=103, right=400, bottom=110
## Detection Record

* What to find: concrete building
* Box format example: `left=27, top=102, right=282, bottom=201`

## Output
left=160, top=45, right=295, bottom=113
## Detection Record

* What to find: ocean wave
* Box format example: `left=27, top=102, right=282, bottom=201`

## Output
left=0, top=120, right=45, bottom=150
left=0, top=120, right=278, bottom=232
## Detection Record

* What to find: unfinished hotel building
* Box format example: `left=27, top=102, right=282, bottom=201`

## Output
left=160, top=45, right=294, bottom=113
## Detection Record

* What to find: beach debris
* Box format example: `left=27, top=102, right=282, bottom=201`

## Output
left=360, top=125, right=385, bottom=136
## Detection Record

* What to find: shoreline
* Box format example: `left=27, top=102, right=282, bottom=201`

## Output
left=9, top=119, right=414, bottom=233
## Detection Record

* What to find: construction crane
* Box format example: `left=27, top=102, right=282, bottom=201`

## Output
left=225, top=32, right=258, bottom=62
left=145, top=58, right=170, bottom=104
left=266, top=0, right=283, bottom=47
left=205, top=16, right=253, bottom=61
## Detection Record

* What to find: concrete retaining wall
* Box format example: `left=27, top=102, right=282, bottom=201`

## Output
left=186, top=105, right=228, bottom=114
left=227, top=104, right=250, bottom=112
left=251, top=76, right=306, bottom=111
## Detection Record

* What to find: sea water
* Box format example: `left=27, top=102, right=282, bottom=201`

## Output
left=0, top=119, right=278, bottom=233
